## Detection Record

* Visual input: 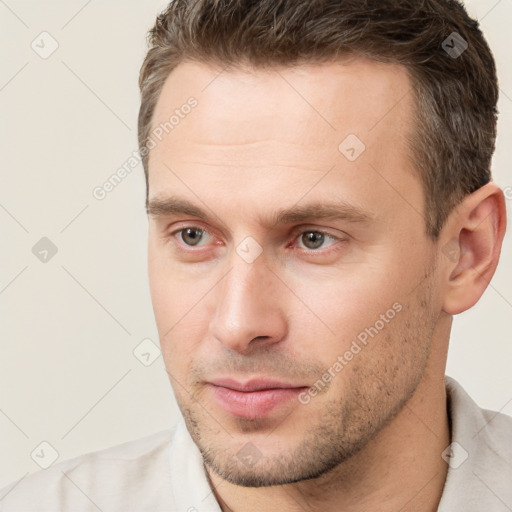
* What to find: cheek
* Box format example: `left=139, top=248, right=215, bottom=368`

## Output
left=148, top=243, right=216, bottom=368
left=290, top=266, right=402, bottom=340
left=148, top=248, right=187, bottom=360
left=148, top=237, right=196, bottom=322
left=148, top=250, right=176, bottom=328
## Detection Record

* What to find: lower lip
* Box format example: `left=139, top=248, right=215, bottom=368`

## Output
left=209, top=384, right=308, bottom=419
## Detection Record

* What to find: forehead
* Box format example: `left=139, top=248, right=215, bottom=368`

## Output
left=151, top=57, right=414, bottom=150
left=147, top=58, right=422, bottom=230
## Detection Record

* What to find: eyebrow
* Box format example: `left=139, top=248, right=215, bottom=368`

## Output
left=146, top=196, right=374, bottom=228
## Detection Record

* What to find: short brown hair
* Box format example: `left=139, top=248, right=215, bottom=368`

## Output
left=138, top=0, right=498, bottom=238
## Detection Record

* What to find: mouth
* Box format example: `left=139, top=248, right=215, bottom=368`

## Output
left=206, top=377, right=309, bottom=419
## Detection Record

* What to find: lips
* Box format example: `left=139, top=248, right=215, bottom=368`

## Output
left=207, top=377, right=308, bottom=419
left=208, top=377, right=304, bottom=392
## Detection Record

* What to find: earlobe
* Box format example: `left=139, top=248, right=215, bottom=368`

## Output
left=441, top=183, right=507, bottom=315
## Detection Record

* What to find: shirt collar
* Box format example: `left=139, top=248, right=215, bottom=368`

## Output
left=437, top=375, right=512, bottom=510
left=169, top=419, right=223, bottom=512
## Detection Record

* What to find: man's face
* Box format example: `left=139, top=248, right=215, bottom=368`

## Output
left=147, top=59, right=444, bottom=486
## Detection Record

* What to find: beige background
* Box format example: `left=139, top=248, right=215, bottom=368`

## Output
left=1, top=0, right=511, bottom=489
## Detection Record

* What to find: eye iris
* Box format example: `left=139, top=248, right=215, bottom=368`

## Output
left=302, top=231, right=324, bottom=249
left=182, top=228, right=203, bottom=246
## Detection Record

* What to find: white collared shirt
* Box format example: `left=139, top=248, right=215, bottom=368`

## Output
left=1, top=376, right=511, bottom=511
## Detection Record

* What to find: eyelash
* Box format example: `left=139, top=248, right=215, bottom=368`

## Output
left=168, top=226, right=343, bottom=255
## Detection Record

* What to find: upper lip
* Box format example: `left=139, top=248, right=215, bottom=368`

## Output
left=208, top=377, right=307, bottom=392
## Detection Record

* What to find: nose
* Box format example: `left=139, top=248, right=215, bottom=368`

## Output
left=209, top=253, right=288, bottom=354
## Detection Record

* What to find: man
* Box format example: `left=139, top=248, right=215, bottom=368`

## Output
left=1, top=0, right=510, bottom=510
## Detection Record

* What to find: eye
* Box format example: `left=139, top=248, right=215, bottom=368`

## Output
left=294, top=230, right=339, bottom=251
left=167, top=225, right=345, bottom=256
left=173, top=227, right=213, bottom=247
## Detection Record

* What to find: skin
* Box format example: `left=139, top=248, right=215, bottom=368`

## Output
left=146, top=59, right=506, bottom=512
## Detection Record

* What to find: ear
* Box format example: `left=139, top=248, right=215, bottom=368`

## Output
left=441, top=183, right=507, bottom=315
